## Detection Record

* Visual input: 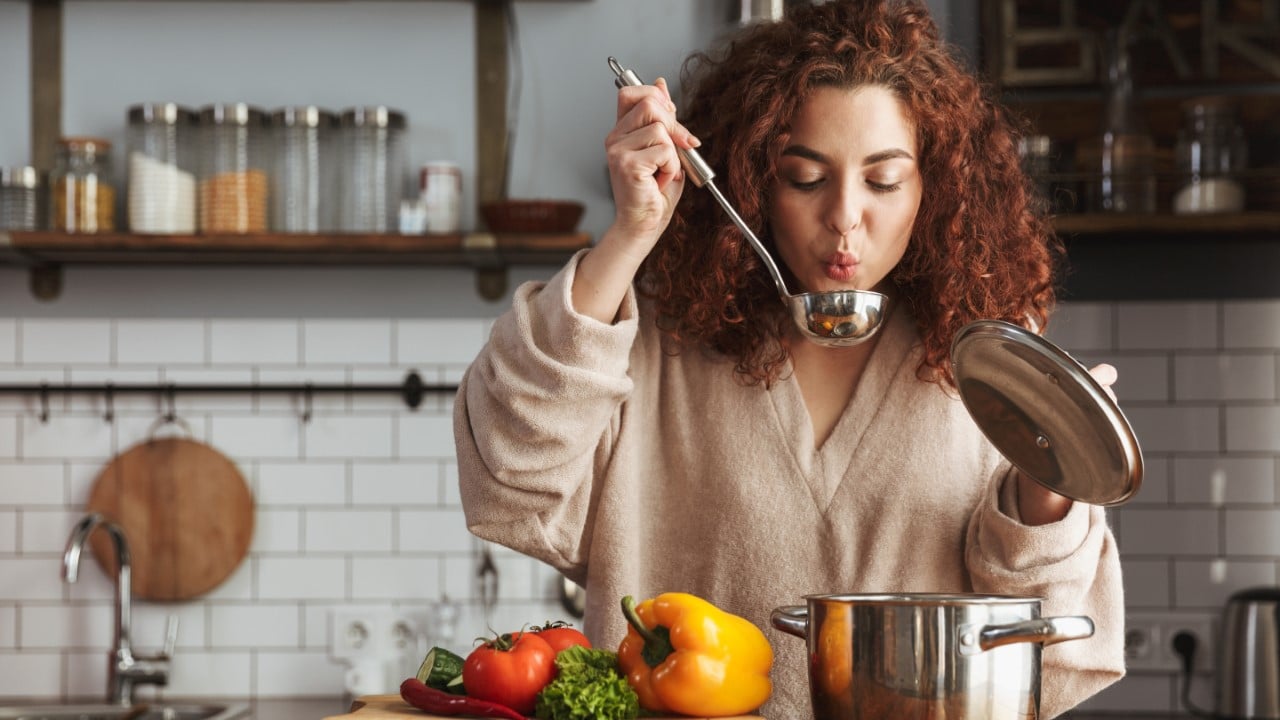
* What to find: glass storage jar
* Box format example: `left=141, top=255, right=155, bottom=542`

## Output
left=49, top=137, right=115, bottom=233
left=1174, top=96, right=1248, bottom=214
left=270, top=106, right=337, bottom=233
left=127, top=103, right=197, bottom=234
left=338, top=106, right=406, bottom=232
left=0, top=166, right=42, bottom=231
left=196, top=103, right=269, bottom=233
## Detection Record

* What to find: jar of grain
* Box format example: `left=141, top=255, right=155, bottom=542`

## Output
left=1174, top=96, right=1248, bottom=214
left=196, top=103, right=268, bottom=233
left=49, top=137, right=116, bottom=233
left=270, top=106, right=338, bottom=232
left=0, top=166, right=42, bottom=231
left=338, top=106, right=406, bottom=233
left=127, top=103, right=197, bottom=234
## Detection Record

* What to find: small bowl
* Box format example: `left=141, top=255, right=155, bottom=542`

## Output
left=480, top=200, right=585, bottom=233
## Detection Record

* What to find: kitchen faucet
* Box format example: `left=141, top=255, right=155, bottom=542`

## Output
left=63, top=512, right=178, bottom=706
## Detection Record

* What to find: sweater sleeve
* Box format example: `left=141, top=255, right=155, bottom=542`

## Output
left=965, top=471, right=1126, bottom=718
left=454, top=250, right=639, bottom=577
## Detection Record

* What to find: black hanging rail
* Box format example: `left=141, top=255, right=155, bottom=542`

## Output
left=0, top=371, right=457, bottom=423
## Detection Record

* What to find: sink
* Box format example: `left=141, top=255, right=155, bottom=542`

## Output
left=0, top=703, right=249, bottom=720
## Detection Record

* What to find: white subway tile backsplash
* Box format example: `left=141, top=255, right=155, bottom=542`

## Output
left=1225, top=508, right=1280, bottom=555
left=398, top=414, right=456, bottom=459
left=1127, top=456, right=1170, bottom=505
left=304, top=416, right=394, bottom=459
left=1102, top=355, right=1168, bottom=403
left=1174, top=559, right=1276, bottom=609
left=1121, top=559, right=1170, bottom=607
left=117, top=320, right=206, bottom=365
left=161, top=651, right=253, bottom=697
left=256, top=650, right=347, bottom=697
left=257, top=462, right=346, bottom=506
left=1174, top=457, right=1275, bottom=504
left=1224, top=300, right=1280, bottom=349
left=1116, top=508, right=1219, bottom=556
left=0, top=558, right=68, bottom=601
left=1176, top=353, right=1276, bottom=401
left=397, top=319, right=489, bottom=365
left=0, top=606, right=14, bottom=648
left=303, top=320, right=393, bottom=365
left=0, top=418, right=14, bottom=459
left=351, top=557, right=441, bottom=600
left=1124, top=406, right=1221, bottom=453
left=0, top=463, right=65, bottom=505
left=210, top=605, right=301, bottom=648
left=0, top=321, right=15, bottom=364
left=132, top=603, right=206, bottom=651
left=210, top=320, right=300, bottom=365
left=352, top=463, right=438, bottom=505
left=442, top=461, right=461, bottom=506
left=1227, top=406, right=1280, bottom=452
left=20, top=510, right=80, bottom=553
left=209, top=415, right=302, bottom=460
left=203, top=559, right=253, bottom=602
left=255, top=368, right=349, bottom=414
left=252, top=509, right=301, bottom=553
left=258, top=556, right=346, bottom=600
left=0, top=512, right=14, bottom=553
left=21, top=415, right=114, bottom=461
left=304, top=510, right=393, bottom=553
left=164, top=368, right=257, bottom=413
left=0, top=653, right=62, bottom=698
left=1118, top=302, right=1218, bottom=350
left=21, top=604, right=112, bottom=649
left=399, top=510, right=472, bottom=553
left=20, top=320, right=112, bottom=365
left=1047, top=303, right=1113, bottom=351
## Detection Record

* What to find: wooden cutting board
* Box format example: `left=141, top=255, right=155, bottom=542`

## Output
left=86, top=436, right=254, bottom=601
left=324, top=695, right=766, bottom=719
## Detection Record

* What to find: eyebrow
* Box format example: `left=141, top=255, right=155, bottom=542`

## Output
left=780, top=144, right=915, bottom=165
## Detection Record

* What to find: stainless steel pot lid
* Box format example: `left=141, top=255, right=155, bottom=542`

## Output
left=950, top=319, right=1142, bottom=506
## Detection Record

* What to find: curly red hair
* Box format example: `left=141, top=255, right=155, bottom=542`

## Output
left=638, top=0, right=1060, bottom=387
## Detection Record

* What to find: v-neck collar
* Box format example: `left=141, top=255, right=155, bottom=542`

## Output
left=767, top=307, right=918, bottom=513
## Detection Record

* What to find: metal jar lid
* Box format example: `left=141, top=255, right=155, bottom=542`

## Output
left=950, top=319, right=1143, bottom=506
left=198, top=103, right=267, bottom=126
left=127, top=103, right=197, bottom=125
left=270, top=106, right=338, bottom=128
left=0, top=166, right=40, bottom=189
left=339, top=106, right=406, bottom=130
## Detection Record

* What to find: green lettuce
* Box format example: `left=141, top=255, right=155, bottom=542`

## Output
left=534, top=646, right=640, bottom=720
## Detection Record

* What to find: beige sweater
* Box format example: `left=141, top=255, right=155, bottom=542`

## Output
left=455, top=252, right=1125, bottom=718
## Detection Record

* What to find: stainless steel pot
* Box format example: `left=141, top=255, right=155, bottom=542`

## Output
left=771, top=593, right=1095, bottom=720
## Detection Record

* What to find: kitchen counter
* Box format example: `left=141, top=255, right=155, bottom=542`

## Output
left=245, top=697, right=351, bottom=719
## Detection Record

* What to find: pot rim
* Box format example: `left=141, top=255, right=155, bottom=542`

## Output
left=802, top=592, right=1043, bottom=606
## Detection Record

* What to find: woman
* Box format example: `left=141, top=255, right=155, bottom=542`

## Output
left=454, top=1, right=1125, bottom=716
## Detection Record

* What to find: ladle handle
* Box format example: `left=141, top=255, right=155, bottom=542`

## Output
left=608, top=56, right=715, bottom=188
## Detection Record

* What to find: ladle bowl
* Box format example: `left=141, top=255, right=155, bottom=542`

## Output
left=609, top=56, right=891, bottom=349
left=791, top=289, right=889, bottom=346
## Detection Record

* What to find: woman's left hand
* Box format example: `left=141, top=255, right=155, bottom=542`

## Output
left=1015, top=363, right=1118, bottom=526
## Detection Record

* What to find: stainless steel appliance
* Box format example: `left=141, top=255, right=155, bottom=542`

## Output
left=1218, top=587, right=1280, bottom=719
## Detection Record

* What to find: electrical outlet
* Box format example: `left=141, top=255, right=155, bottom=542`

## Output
left=1125, top=612, right=1216, bottom=674
left=331, top=611, right=381, bottom=662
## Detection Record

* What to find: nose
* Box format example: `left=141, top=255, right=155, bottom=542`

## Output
left=824, top=179, right=864, bottom=240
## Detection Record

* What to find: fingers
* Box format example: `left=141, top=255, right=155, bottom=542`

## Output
left=1088, top=363, right=1119, bottom=402
left=613, top=78, right=701, bottom=150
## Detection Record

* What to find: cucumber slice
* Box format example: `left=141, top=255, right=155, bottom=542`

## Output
left=444, top=672, right=466, bottom=695
left=415, top=646, right=465, bottom=691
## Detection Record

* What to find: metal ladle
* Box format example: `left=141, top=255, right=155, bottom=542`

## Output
left=608, top=56, right=889, bottom=347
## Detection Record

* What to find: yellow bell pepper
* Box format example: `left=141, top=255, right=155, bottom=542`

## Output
left=617, top=593, right=773, bottom=716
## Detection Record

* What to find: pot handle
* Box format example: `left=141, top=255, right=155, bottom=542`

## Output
left=770, top=605, right=809, bottom=639
left=959, top=616, right=1095, bottom=655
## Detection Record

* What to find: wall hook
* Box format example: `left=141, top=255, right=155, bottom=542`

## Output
left=38, top=383, right=49, bottom=423
left=163, top=384, right=177, bottom=423
left=103, top=384, right=115, bottom=423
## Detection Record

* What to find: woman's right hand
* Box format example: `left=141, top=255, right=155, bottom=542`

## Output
left=573, top=77, right=701, bottom=323
left=603, top=76, right=701, bottom=256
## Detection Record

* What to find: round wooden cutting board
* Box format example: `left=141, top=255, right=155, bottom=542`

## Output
left=87, top=436, right=254, bottom=601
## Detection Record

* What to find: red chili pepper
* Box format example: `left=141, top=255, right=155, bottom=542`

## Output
left=399, top=677, right=525, bottom=720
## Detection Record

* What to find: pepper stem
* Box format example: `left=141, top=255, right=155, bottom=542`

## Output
left=621, top=595, right=675, bottom=668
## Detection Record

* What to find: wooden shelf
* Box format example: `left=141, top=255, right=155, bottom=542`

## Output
left=1050, top=213, right=1280, bottom=301
left=0, top=230, right=591, bottom=300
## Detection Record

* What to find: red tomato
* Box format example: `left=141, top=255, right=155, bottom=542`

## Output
left=462, top=631, right=556, bottom=715
left=532, top=621, right=591, bottom=653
